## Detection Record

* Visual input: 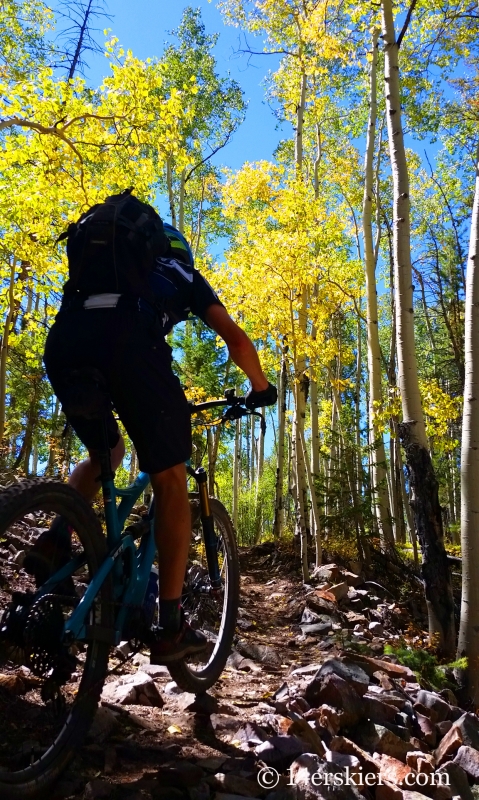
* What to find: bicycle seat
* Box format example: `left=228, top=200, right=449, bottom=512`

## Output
left=60, top=367, right=112, bottom=420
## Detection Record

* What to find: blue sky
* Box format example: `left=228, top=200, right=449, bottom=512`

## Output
left=53, top=0, right=286, bottom=173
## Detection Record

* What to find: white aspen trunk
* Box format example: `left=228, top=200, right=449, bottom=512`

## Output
left=447, top=451, right=456, bottom=527
left=309, top=285, right=320, bottom=537
left=295, top=69, right=307, bottom=175
left=389, top=429, right=401, bottom=543
left=211, top=426, right=221, bottom=497
left=194, top=179, right=206, bottom=258
left=393, top=418, right=418, bottom=561
left=330, top=378, right=368, bottom=564
left=381, top=2, right=428, bottom=446
left=232, top=417, right=241, bottom=530
left=129, top=447, right=138, bottom=484
left=458, top=143, right=479, bottom=702
left=299, top=425, right=321, bottom=568
left=244, top=415, right=250, bottom=489
left=0, top=257, right=16, bottom=442
left=178, top=168, right=186, bottom=234
left=207, top=428, right=214, bottom=496
left=310, top=374, right=320, bottom=479
left=364, top=382, right=374, bottom=536
left=26, top=284, right=33, bottom=315
left=250, top=414, right=256, bottom=491
left=256, top=420, right=265, bottom=497
left=46, top=397, right=61, bottom=475
left=292, top=63, right=309, bottom=556
left=273, top=352, right=287, bottom=538
left=287, top=428, right=293, bottom=530
left=22, top=282, right=33, bottom=330
left=363, top=28, right=394, bottom=548
left=283, top=62, right=309, bottom=553
left=254, top=417, right=265, bottom=542
left=293, top=289, right=310, bottom=558
left=325, top=395, right=338, bottom=538
left=31, top=441, right=38, bottom=476
left=166, top=158, right=177, bottom=227
left=453, top=456, right=460, bottom=526
left=293, top=384, right=309, bottom=582
left=355, top=311, right=363, bottom=499
left=381, top=0, right=454, bottom=654
left=310, top=371, right=320, bottom=542
left=313, top=123, right=322, bottom=199
left=394, top=440, right=407, bottom=544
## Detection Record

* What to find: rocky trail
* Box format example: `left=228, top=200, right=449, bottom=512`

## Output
left=0, top=538, right=477, bottom=800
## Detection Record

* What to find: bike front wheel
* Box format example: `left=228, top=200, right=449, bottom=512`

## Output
left=167, top=497, right=239, bottom=693
left=0, top=479, right=113, bottom=799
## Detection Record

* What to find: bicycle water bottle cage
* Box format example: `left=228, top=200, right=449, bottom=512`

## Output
left=60, top=367, right=112, bottom=419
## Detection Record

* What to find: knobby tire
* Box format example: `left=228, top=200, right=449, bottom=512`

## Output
left=0, top=479, right=113, bottom=800
left=168, top=498, right=240, bottom=693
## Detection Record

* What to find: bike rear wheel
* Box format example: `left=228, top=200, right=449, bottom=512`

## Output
left=168, top=497, right=240, bottom=693
left=0, top=479, right=113, bottom=799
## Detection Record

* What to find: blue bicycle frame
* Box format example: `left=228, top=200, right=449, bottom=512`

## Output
left=40, top=469, right=154, bottom=647
left=37, top=392, right=251, bottom=648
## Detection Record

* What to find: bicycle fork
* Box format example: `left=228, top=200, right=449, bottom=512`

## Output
left=190, top=467, right=222, bottom=591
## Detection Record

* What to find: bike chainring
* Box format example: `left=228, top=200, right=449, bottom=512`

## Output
left=24, top=594, right=76, bottom=681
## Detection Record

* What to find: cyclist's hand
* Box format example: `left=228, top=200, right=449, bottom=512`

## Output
left=245, top=381, right=278, bottom=409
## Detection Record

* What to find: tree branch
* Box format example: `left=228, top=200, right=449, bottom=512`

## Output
left=0, top=116, right=89, bottom=197
left=184, top=123, right=239, bottom=184
left=397, top=0, right=418, bottom=49
left=0, top=112, right=117, bottom=134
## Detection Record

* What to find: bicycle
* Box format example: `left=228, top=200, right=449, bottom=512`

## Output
left=0, top=374, right=263, bottom=799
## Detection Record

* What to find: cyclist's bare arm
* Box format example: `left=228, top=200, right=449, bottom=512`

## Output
left=204, top=304, right=269, bottom=392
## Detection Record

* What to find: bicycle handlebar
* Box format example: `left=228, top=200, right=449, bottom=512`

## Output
left=189, top=393, right=246, bottom=413
left=189, top=391, right=267, bottom=435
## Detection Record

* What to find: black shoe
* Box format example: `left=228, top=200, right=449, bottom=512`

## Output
left=24, top=517, right=74, bottom=594
left=150, top=616, right=208, bottom=664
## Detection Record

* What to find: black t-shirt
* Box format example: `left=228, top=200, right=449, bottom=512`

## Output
left=142, top=256, right=224, bottom=335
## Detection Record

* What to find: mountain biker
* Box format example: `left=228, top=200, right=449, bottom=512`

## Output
left=25, top=200, right=277, bottom=664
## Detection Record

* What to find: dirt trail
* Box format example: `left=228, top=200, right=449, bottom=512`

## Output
left=49, top=547, right=319, bottom=799
left=2, top=543, right=452, bottom=800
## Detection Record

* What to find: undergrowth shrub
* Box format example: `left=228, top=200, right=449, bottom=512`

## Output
left=384, top=642, right=466, bottom=689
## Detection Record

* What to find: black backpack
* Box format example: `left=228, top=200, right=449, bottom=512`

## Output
left=59, top=189, right=171, bottom=304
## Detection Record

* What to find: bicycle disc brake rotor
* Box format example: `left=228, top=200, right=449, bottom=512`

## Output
left=24, top=594, right=67, bottom=677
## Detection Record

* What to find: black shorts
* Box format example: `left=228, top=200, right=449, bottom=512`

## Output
left=43, top=306, right=192, bottom=474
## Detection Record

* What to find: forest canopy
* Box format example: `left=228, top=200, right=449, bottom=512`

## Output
left=1, top=0, right=478, bottom=631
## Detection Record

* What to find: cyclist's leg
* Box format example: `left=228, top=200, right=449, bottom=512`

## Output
left=24, top=434, right=125, bottom=586
left=149, top=464, right=207, bottom=661
left=150, top=463, right=190, bottom=602
left=68, top=434, right=125, bottom=501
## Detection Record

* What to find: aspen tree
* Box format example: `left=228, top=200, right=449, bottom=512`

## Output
left=363, top=28, right=394, bottom=548
left=273, top=354, right=287, bottom=538
left=232, top=417, right=241, bottom=529
left=458, top=143, right=479, bottom=702
left=381, top=0, right=455, bottom=654
left=255, top=413, right=265, bottom=544
left=0, top=258, right=17, bottom=441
